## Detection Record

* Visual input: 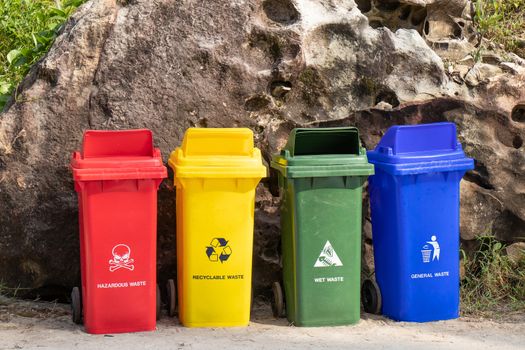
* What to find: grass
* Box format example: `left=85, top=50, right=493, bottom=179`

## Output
left=474, top=0, right=525, bottom=58
left=461, top=236, right=525, bottom=317
left=0, top=0, right=86, bottom=110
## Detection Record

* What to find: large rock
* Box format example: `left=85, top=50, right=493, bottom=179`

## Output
left=0, top=0, right=524, bottom=298
left=352, top=98, right=525, bottom=242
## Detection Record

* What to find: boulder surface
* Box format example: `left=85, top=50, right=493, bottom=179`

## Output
left=0, top=0, right=524, bottom=298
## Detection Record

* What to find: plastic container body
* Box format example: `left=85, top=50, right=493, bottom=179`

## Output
left=368, top=123, right=474, bottom=322
left=71, top=129, right=166, bottom=334
left=272, top=128, right=374, bottom=326
left=169, top=128, right=266, bottom=327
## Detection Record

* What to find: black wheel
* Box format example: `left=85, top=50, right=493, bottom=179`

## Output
left=166, top=279, right=177, bottom=317
left=250, top=287, right=255, bottom=313
left=156, top=284, right=161, bottom=320
left=71, top=286, right=82, bottom=325
left=271, top=281, right=285, bottom=318
left=361, top=278, right=382, bottom=315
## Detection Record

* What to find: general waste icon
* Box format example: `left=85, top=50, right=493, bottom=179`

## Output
left=421, top=235, right=440, bottom=263
left=206, top=238, right=232, bottom=263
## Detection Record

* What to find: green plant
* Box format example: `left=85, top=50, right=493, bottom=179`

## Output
left=461, top=235, right=525, bottom=317
left=0, top=0, right=86, bottom=110
left=473, top=0, right=525, bottom=59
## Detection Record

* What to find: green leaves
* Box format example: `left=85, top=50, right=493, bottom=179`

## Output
left=6, top=49, right=21, bottom=65
left=474, top=0, right=525, bottom=58
left=461, top=235, right=525, bottom=317
left=0, top=81, right=11, bottom=95
left=0, top=79, right=11, bottom=107
left=0, top=0, right=86, bottom=111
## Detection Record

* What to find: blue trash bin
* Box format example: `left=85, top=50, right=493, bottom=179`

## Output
left=367, top=122, right=474, bottom=322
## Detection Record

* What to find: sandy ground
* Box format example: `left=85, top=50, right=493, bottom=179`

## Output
left=1, top=297, right=524, bottom=350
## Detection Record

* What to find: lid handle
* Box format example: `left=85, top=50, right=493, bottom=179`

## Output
left=286, top=128, right=361, bottom=156
left=181, top=128, right=254, bottom=156
left=82, top=129, right=154, bottom=158
left=376, top=122, right=459, bottom=155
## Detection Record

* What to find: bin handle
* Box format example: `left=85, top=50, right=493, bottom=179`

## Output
left=286, top=127, right=362, bottom=157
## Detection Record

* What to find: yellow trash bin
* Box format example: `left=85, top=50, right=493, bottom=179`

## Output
left=168, top=128, right=266, bottom=327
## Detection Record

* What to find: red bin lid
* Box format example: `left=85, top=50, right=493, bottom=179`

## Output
left=71, top=129, right=167, bottom=181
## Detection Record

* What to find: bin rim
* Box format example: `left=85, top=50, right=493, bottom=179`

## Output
left=271, top=153, right=374, bottom=178
left=70, top=129, right=167, bottom=181
left=273, top=150, right=370, bottom=166
left=170, top=160, right=267, bottom=179
left=71, top=151, right=167, bottom=181
left=271, top=125, right=374, bottom=178
left=169, top=128, right=267, bottom=179
left=367, top=122, right=474, bottom=175
left=368, top=157, right=474, bottom=176
left=271, top=160, right=374, bottom=178
left=169, top=150, right=267, bottom=178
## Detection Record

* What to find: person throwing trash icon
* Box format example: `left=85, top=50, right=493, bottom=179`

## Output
left=427, top=235, right=440, bottom=261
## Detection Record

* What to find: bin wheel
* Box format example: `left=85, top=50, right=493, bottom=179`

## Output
left=166, top=279, right=177, bottom=317
left=250, top=287, right=254, bottom=312
left=271, top=281, right=285, bottom=318
left=361, top=278, right=382, bottom=315
left=71, top=286, right=82, bottom=325
left=156, top=284, right=161, bottom=320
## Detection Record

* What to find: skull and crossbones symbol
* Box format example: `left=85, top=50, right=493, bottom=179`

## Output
left=109, top=244, right=135, bottom=272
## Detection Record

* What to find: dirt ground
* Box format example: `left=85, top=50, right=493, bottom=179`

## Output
left=1, top=296, right=524, bottom=350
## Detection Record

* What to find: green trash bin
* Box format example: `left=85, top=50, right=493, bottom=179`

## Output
left=270, top=127, right=374, bottom=326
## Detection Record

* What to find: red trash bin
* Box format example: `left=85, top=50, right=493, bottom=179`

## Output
left=70, top=129, right=167, bottom=334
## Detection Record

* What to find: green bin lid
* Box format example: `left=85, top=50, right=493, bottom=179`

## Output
left=271, top=127, right=374, bottom=178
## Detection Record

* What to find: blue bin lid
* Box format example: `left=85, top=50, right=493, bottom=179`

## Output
left=367, top=122, right=474, bottom=175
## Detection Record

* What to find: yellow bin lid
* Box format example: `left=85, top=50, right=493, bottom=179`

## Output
left=169, top=128, right=267, bottom=178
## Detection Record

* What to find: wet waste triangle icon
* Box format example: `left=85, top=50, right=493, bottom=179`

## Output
left=314, top=240, right=343, bottom=267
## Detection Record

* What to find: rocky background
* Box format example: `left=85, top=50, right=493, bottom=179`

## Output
left=0, top=0, right=523, bottom=300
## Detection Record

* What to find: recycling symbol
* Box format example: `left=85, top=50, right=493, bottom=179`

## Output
left=206, top=238, right=232, bottom=263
